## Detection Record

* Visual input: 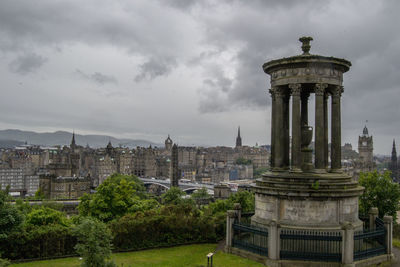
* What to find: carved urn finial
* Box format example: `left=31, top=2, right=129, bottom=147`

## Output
left=299, top=36, right=313, bottom=55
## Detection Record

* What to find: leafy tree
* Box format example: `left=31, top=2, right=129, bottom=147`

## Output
left=190, top=187, right=211, bottom=200
left=78, top=174, right=149, bottom=222
left=161, top=187, right=187, bottom=205
left=0, top=187, right=23, bottom=242
left=73, top=217, right=115, bottom=267
left=359, top=170, right=400, bottom=220
left=26, top=207, right=69, bottom=227
left=235, top=157, right=252, bottom=165
left=205, top=190, right=255, bottom=215
left=34, top=188, right=45, bottom=200
left=227, top=190, right=255, bottom=212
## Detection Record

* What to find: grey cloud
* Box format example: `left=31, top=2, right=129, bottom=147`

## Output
left=8, top=53, right=47, bottom=75
left=134, top=57, right=177, bottom=82
left=198, top=66, right=233, bottom=113
left=75, top=69, right=118, bottom=85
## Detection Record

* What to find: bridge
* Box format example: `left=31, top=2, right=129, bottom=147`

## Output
left=139, top=177, right=214, bottom=195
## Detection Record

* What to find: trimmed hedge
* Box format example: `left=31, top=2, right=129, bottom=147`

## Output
left=0, top=225, right=76, bottom=260
left=110, top=204, right=222, bottom=250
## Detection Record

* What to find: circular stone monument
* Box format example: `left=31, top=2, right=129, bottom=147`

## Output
left=252, top=37, right=364, bottom=230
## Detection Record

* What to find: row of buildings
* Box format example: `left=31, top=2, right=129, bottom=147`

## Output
left=0, top=129, right=269, bottom=198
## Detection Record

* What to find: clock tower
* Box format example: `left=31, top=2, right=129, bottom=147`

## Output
left=358, top=125, right=374, bottom=172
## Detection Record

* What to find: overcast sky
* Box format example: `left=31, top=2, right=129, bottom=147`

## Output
left=0, top=0, right=399, bottom=154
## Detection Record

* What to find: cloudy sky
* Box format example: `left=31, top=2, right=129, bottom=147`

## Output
left=0, top=0, right=399, bottom=154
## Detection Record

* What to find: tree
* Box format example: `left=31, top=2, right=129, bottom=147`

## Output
left=73, top=217, right=115, bottom=267
left=0, top=187, right=23, bottom=241
left=235, top=157, right=252, bottom=165
left=190, top=187, right=211, bottom=200
left=161, top=187, right=186, bottom=205
left=78, top=174, right=149, bottom=222
left=26, top=207, right=69, bottom=227
left=359, top=170, right=400, bottom=220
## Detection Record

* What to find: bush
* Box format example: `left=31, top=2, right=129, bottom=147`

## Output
left=73, top=217, right=116, bottom=267
left=110, top=203, right=218, bottom=250
left=0, top=224, right=76, bottom=260
left=26, top=207, right=69, bottom=227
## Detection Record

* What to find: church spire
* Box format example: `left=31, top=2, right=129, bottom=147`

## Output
left=236, top=126, right=242, bottom=147
left=391, top=139, right=398, bottom=181
left=70, top=131, right=76, bottom=150
left=392, top=139, right=397, bottom=158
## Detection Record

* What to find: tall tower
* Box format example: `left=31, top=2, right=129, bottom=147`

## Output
left=358, top=125, right=374, bottom=172
left=70, top=131, right=77, bottom=151
left=235, top=126, right=242, bottom=147
left=390, top=139, right=398, bottom=181
left=171, top=144, right=179, bottom=187
left=165, top=135, right=173, bottom=151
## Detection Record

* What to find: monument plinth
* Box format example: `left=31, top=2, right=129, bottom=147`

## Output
left=252, top=37, right=364, bottom=230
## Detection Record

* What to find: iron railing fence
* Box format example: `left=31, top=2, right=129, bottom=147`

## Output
left=232, top=222, right=268, bottom=256
left=359, top=215, right=370, bottom=230
left=280, top=229, right=342, bottom=262
left=239, top=212, right=255, bottom=225
left=354, top=217, right=386, bottom=261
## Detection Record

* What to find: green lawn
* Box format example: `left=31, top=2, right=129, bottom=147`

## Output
left=10, top=244, right=265, bottom=267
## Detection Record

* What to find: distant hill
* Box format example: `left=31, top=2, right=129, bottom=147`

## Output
left=0, top=129, right=161, bottom=148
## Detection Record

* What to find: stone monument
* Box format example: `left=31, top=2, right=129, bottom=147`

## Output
left=252, top=36, right=364, bottom=230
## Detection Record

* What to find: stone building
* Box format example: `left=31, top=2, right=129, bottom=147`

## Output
left=39, top=175, right=91, bottom=199
left=0, top=168, right=25, bottom=195
left=132, top=146, right=157, bottom=177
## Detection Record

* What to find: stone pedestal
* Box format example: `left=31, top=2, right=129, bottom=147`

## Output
left=252, top=171, right=363, bottom=230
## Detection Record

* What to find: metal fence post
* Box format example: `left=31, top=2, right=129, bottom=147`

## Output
left=342, top=222, right=354, bottom=265
left=383, top=216, right=393, bottom=255
left=369, top=207, right=379, bottom=230
left=226, top=210, right=237, bottom=248
left=268, top=220, right=279, bottom=260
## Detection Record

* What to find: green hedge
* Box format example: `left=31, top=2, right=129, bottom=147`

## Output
left=110, top=204, right=222, bottom=250
left=0, top=225, right=76, bottom=260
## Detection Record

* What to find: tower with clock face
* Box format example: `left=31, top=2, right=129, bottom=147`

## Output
left=358, top=125, right=374, bottom=172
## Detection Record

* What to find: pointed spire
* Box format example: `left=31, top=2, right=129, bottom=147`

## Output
left=236, top=126, right=242, bottom=147
left=70, top=131, right=76, bottom=149
left=393, top=139, right=397, bottom=154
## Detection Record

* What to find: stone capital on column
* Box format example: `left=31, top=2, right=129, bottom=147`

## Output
left=332, top=85, right=344, bottom=98
left=289, top=83, right=301, bottom=96
left=315, top=83, right=328, bottom=96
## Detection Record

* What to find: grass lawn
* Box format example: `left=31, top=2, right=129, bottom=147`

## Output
left=393, top=238, right=400, bottom=248
left=10, top=244, right=265, bottom=267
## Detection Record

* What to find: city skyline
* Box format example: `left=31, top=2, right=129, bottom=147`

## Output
left=1, top=1, right=400, bottom=154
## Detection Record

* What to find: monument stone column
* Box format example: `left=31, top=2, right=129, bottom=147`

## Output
left=315, top=83, right=328, bottom=171
left=283, top=91, right=290, bottom=169
left=324, top=93, right=329, bottom=168
left=273, top=88, right=285, bottom=168
left=301, top=91, right=309, bottom=126
left=331, top=86, right=343, bottom=171
left=269, top=88, right=276, bottom=168
left=290, top=83, right=302, bottom=171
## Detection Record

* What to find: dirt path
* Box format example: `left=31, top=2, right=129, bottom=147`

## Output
left=392, top=247, right=400, bottom=266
